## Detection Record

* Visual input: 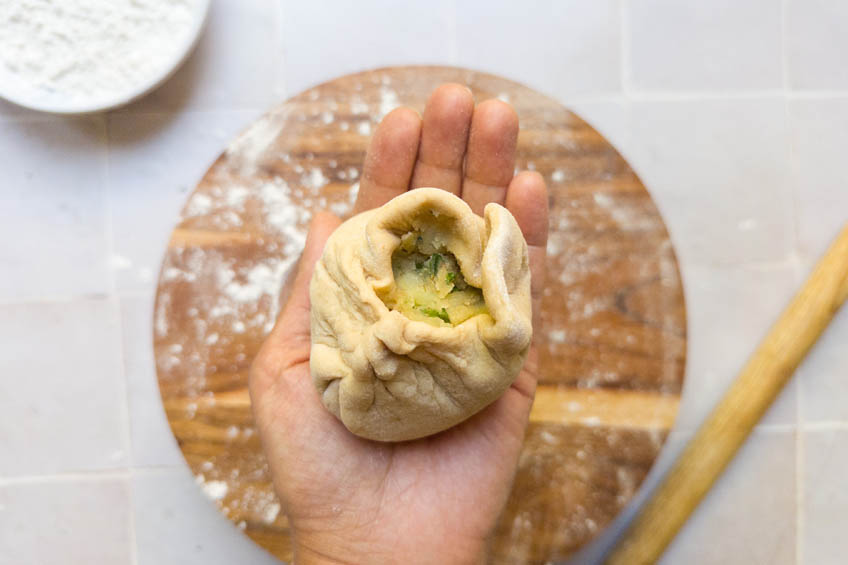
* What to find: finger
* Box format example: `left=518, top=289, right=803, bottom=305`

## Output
left=462, top=99, right=519, bottom=215
left=353, top=107, right=422, bottom=213
left=263, top=212, right=343, bottom=364
left=504, top=171, right=548, bottom=332
left=410, top=83, right=473, bottom=195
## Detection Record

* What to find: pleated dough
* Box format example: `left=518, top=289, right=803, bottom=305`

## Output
left=310, top=187, right=532, bottom=441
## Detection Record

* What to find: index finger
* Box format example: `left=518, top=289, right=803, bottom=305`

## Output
left=353, top=107, right=422, bottom=214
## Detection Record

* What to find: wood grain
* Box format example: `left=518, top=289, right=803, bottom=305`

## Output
left=606, top=223, right=848, bottom=565
left=153, top=66, right=687, bottom=563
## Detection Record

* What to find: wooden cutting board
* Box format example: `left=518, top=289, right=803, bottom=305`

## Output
left=153, top=66, right=686, bottom=563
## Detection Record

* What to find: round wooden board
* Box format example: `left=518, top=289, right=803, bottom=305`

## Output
left=154, top=66, right=686, bottom=563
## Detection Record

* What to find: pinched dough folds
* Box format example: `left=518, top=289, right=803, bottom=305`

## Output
left=310, top=188, right=532, bottom=441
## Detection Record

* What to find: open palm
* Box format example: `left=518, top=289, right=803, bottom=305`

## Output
left=249, top=84, right=548, bottom=564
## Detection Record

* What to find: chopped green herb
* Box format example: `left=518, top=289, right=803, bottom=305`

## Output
left=419, top=306, right=451, bottom=323
left=445, top=271, right=456, bottom=284
left=432, top=253, right=442, bottom=276
left=415, top=261, right=424, bottom=270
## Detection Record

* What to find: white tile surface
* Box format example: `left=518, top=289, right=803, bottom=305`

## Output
left=121, top=294, right=184, bottom=467
left=133, top=467, right=281, bottom=565
left=625, top=0, right=782, bottom=91
left=0, top=299, right=127, bottom=476
left=280, top=0, right=454, bottom=96
left=457, top=0, right=621, bottom=100
left=786, top=0, right=848, bottom=90
left=2, top=3, right=848, bottom=563
left=120, top=0, right=281, bottom=112
left=675, top=264, right=800, bottom=431
left=799, top=309, right=848, bottom=424
left=789, top=98, right=848, bottom=264
left=803, top=430, right=848, bottom=565
left=0, top=477, right=131, bottom=565
left=659, top=430, right=796, bottom=565
left=629, top=98, right=794, bottom=266
left=0, top=117, right=109, bottom=302
left=107, top=110, right=258, bottom=292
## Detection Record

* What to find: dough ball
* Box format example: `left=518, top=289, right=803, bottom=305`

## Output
left=309, top=188, right=532, bottom=441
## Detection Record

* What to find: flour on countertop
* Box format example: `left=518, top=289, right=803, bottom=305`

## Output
left=378, top=87, right=400, bottom=119
left=226, top=110, right=289, bottom=175
left=0, top=0, right=199, bottom=101
left=262, top=502, right=281, bottom=525
left=196, top=475, right=229, bottom=501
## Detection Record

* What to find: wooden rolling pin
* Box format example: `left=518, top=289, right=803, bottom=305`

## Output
left=606, top=223, right=848, bottom=565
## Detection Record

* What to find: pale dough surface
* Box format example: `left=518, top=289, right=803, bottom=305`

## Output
left=309, top=188, right=532, bottom=441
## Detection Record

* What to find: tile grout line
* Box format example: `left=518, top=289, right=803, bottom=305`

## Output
left=618, top=0, right=631, bottom=96
left=781, top=2, right=805, bottom=561
left=104, top=118, right=140, bottom=565
left=781, top=0, right=802, bottom=264
left=0, top=293, right=118, bottom=307
left=0, top=470, right=132, bottom=486
left=617, top=90, right=848, bottom=101
left=803, top=421, right=848, bottom=431
left=120, top=315, right=139, bottom=565
left=0, top=466, right=187, bottom=487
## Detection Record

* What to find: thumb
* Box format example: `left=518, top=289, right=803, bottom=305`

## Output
left=265, top=211, right=342, bottom=355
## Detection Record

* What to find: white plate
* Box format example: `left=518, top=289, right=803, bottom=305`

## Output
left=0, top=0, right=210, bottom=115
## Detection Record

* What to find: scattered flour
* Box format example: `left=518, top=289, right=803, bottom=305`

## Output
left=547, top=329, right=566, bottom=343
left=350, top=99, right=368, bottom=114
left=539, top=430, right=560, bottom=445
left=378, top=86, right=399, bottom=119
left=184, top=193, right=212, bottom=218
left=262, top=502, right=281, bottom=525
left=259, top=178, right=308, bottom=248
left=593, top=191, right=657, bottom=231
left=302, top=168, right=329, bottom=191
left=221, top=262, right=289, bottom=303
left=197, top=477, right=228, bottom=501
left=226, top=110, right=287, bottom=174
left=225, top=185, right=250, bottom=209
left=329, top=200, right=350, bottom=217
left=593, top=192, right=614, bottom=207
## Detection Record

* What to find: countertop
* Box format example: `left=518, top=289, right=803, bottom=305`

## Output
left=1, top=1, right=846, bottom=564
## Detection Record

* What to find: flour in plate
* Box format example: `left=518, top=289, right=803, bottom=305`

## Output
left=0, top=0, right=199, bottom=102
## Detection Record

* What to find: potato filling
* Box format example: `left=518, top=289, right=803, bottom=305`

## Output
left=380, top=231, right=489, bottom=327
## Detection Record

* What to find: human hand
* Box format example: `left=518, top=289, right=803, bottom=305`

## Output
left=249, top=84, right=548, bottom=564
